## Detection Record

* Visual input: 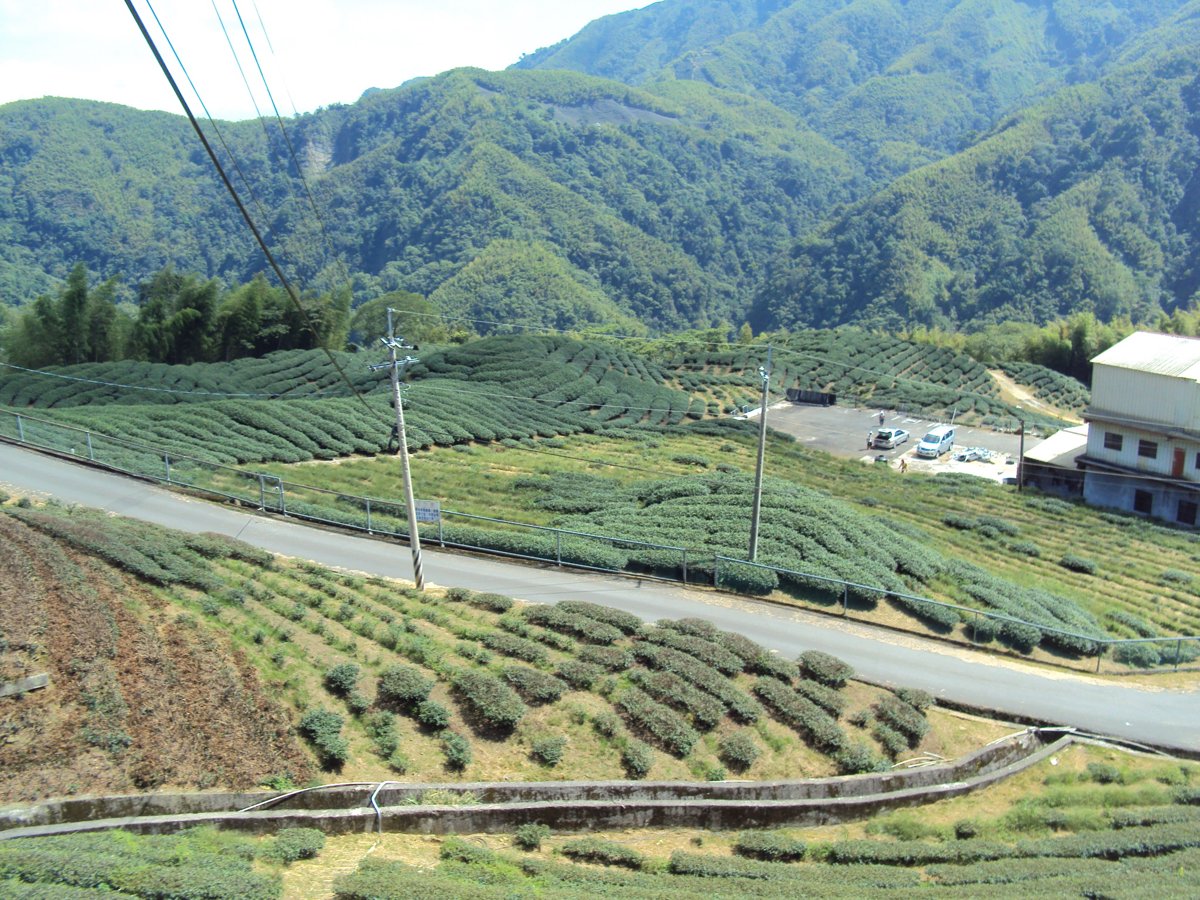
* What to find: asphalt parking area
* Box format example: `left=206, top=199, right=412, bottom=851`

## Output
left=760, top=402, right=1025, bottom=482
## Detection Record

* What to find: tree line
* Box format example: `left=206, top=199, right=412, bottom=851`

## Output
left=0, top=265, right=467, bottom=369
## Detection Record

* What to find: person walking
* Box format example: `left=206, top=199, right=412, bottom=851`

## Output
left=878, top=410, right=886, bottom=425
left=867, top=431, right=874, bottom=449
left=899, top=458, right=908, bottom=474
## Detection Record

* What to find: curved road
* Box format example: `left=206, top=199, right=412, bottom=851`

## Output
left=2, top=442, right=1196, bottom=755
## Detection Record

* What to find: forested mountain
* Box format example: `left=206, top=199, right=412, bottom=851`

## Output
left=1, top=0, right=1198, bottom=339
left=751, top=43, right=1200, bottom=330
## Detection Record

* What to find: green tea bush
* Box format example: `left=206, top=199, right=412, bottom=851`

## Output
left=637, top=627, right=744, bottom=675
left=556, top=659, right=604, bottom=689
left=753, top=678, right=847, bottom=754
left=793, top=679, right=847, bottom=717
left=376, top=665, right=434, bottom=710
left=452, top=670, right=527, bottom=731
left=634, top=643, right=762, bottom=723
left=323, top=663, right=360, bottom=697
left=872, top=696, right=929, bottom=747
left=1060, top=554, right=1098, bottom=575
left=479, top=631, right=548, bottom=665
left=557, top=601, right=642, bottom=634
left=269, top=828, right=325, bottom=863
left=577, top=645, right=634, bottom=670
left=616, top=686, right=699, bottom=756
left=797, top=650, right=854, bottom=688
left=621, top=739, right=655, bottom=779
left=514, top=824, right=551, bottom=852
left=560, top=838, right=644, bottom=870
left=591, top=711, right=621, bottom=738
left=873, top=722, right=908, bottom=758
left=733, top=831, right=807, bottom=862
left=1113, top=641, right=1162, bottom=669
left=439, top=836, right=493, bottom=864
left=298, top=709, right=348, bottom=769
left=522, top=605, right=623, bottom=644
left=502, top=666, right=567, bottom=704
left=628, top=668, right=724, bottom=730
left=895, top=687, right=934, bottom=711
left=531, top=736, right=567, bottom=767
left=364, top=711, right=400, bottom=758
left=440, top=730, right=472, bottom=771
left=718, top=731, right=761, bottom=772
left=415, top=699, right=451, bottom=730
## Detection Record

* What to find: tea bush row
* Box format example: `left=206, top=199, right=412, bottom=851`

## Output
left=521, top=605, right=624, bottom=644
left=451, top=670, right=527, bottom=731
left=636, top=626, right=744, bottom=675
left=628, top=667, right=725, bottom=730
left=633, top=642, right=762, bottom=723
left=616, top=686, right=700, bottom=757
left=753, top=677, right=847, bottom=754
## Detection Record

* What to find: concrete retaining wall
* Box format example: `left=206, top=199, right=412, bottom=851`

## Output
left=1, top=729, right=1071, bottom=840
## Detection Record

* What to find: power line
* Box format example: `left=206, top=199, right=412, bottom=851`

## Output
left=127, top=0, right=385, bottom=428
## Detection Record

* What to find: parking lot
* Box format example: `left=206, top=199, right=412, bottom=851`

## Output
left=759, top=401, right=1025, bottom=482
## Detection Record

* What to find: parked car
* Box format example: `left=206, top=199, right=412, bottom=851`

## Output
left=873, top=427, right=909, bottom=449
left=916, top=424, right=956, bottom=458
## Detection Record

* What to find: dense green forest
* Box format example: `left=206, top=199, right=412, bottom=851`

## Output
left=1, top=0, right=1198, bottom=339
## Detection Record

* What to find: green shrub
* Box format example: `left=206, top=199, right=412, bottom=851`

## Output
left=560, top=838, right=644, bottom=870
left=835, top=741, right=888, bottom=775
left=621, top=739, right=654, bottom=779
left=1059, top=554, right=1098, bottom=575
left=753, top=677, right=847, bottom=754
left=718, top=731, right=761, bottom=773
left=452, top=670, right=527, bottom=731
left=441, top=730, right=472, bottom=771
left=872, top=696, right=929, bottom=747
left=592, top=711, right=621, bottom=738
left=873, top=722, right=909, bottom=758
left=364, top=711, right=400, bottom=757
left=376, top=665, right=433, bottom=710
left=794, top=679, right=847, bottom=717
left=556, top=660, right=604, bottom=689
left=269, top=827, right=325, bottom=863
left=577, top=645, right=634, bottom=670
left=415, top=699, right=451, bottom=730
left=514, top=823, right=551, bottom=852
left=1113, top=641, right=1162, bottom=669
left=502, top=666, right=567, bottom=704
left=733, top=830, right=807, bottom=861
left=797, top=650, right=854, bottom=688
left=894, top=687, right=934, bottom=711
left=439, top=836, right=493, bottom=864
left=616, top=686, right=699, bottom=757
left=1087, top=762, right=1124, bottom=785
left=298, top=709, right=348, bottom=769
left=531, top=736, right=567, bottom=767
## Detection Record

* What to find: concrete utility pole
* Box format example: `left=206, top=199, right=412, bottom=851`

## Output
left=1016, top=407, right=1025, bottom=493
left=372, top=308, right=425, bottom=589
left=748, top=345, right=772, bottom=562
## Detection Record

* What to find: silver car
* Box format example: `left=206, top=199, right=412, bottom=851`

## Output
left=873, top=427, right=909, bottom=450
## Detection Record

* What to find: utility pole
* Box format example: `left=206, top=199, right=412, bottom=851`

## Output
left=748, top=345, right=772, bottom=562
left=1016, top=407, right=1025, bottom=493
left=371, top=308, right=425, bottom=590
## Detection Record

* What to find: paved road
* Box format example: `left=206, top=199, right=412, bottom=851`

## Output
left=2, top=442, right=1197, bottom=755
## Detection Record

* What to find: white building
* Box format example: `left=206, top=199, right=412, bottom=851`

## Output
left=1079, top=331, right=1200, bottom=527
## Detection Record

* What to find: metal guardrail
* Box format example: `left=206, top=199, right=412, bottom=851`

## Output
left=2, top=408, right=1197, bottom=671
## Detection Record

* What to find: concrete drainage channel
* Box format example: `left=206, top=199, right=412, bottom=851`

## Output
left=0, top=728, right=1077, bottom=840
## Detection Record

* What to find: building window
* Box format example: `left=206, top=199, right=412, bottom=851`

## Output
left=1138, top=439, right=1158, bottom=459
left=1103, top=432, right=1123, bottom=451
left=1134, top=490, right=1153, bottom=514
left=1178, top=500, right=1198, bottom=526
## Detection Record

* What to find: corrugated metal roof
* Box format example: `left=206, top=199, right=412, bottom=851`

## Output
left=1091, top=332, right=1200, bottom=379
left=1025, top=424, right=1088, bottom=464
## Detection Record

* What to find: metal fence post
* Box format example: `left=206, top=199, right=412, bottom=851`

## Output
left=86, top=432, right=94, bottom=460
left=164, top=454, right=171, bottom=483
left=555, top=531, right=562, bottom=566
left=258, top=474, right=266, bottom=510
left=278, top=479, right=287, bottom=516
left=15, top=415, right=24, bottom=442
left=713, top=556, right=720, bottom=589
left=438, top=518, right=444, bottom=547
left=1176, top=638, right=1184, bottom=670
left=1096, top=642, right=1105, bottom=673
left=366, top=499, right=373, bottom=534
left=682, top=548, right=688, bottom=585
left=842, top=583, right=849, bottom=616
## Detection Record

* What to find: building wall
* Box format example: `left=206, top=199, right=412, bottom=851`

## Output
left=1083, top=471, right=1199, bottom=527
left=1084, top=421, right=1200, bottom=483
left=1091, top=365, right=1200, bottom=429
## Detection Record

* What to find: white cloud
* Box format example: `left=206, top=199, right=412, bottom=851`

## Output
left=0, top=0, right=644, bottom=120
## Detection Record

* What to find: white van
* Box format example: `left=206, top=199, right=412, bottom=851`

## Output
left=916, top=424, right=955, bottom=458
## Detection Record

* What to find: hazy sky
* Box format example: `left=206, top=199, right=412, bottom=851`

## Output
left=0, top=0, right=646, bottom=121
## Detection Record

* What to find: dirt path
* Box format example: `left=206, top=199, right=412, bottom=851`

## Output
left=988, top=369, right=1083, bottom=424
